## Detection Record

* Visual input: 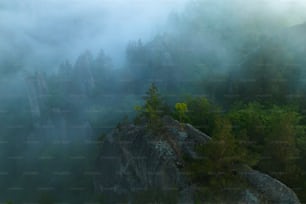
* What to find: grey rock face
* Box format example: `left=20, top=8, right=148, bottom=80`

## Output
left=240, top=166, right=301, bottom=204
left=95, top=116, right=301, bottom=203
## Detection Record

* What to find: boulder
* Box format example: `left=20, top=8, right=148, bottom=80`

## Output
left=94, top=116, right=301, bottom=203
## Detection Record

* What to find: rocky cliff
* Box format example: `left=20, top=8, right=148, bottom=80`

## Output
left=94, top=116, right=301, bottom=203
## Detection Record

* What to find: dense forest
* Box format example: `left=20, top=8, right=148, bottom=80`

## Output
left=1, top=0, right=306, bottom=203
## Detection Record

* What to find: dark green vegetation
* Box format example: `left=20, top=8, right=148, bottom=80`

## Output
left=1, top=0, right=306, bottom=203
left=134, top=83, right=169, bottom=133
left=135, top=84, right=305, bottom=202
left=182, top=98, right=304, bottom=201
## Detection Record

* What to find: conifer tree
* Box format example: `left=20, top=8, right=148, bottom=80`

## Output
left=135, top=83, right=166, bottom=133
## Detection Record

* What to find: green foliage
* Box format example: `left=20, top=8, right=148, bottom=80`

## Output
left=38, top=193, right=55, bottom=204
left=227, top=102, right=268, bottom=152
left=184, top=96, right=220, bottom=135
left=183, top=98, right=258, bottom=195
left=185, top=117, right=251, bottom=199
left=134, top=83, right=167, bottom=133
left=296, top=130, right=306, bottom=201
left=206, top=39, right=301, bottom=106
left=132, top=188, right=178, bottom=204
left=174, top=102, right=188, bottom=124
left=260, top=106, right=301, bottom=184
left=182, top=98, right=306, bottom=200
left=228, top=103, right=302, bottom=186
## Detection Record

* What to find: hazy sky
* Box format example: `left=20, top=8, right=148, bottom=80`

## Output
left=1, top=0, right=306, bottom=72
left=0, top=0, right=189, bottom=71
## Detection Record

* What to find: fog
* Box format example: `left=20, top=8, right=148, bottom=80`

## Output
left=0, top=0, right=188, bottom=71
left=1, top=0, right=306, bottom=72
left=1, top=0, right=306, bottom=203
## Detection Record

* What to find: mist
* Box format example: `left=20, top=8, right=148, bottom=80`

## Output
left=1, top=0, right=306, bottom=203
left=0, top=0, right=188, bottom=72
left=1, top=0, right=306, bottom=72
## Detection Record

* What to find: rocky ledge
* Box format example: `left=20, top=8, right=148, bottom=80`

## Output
left=94, top=116, right=301, bottom=204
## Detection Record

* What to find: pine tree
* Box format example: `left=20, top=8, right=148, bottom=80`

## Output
left=135, top=83, right=166, bottom=134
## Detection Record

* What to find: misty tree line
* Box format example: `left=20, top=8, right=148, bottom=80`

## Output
left=130, top=82, right=305, bottom=202
left=49, top=15, right=306, bottom=201
left=115, top=3, right=306, bottom=201
left=2, top=0, right=306, bottom=203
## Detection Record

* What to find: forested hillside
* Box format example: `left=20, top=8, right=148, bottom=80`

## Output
left=1, top=0, right=306, bottom=203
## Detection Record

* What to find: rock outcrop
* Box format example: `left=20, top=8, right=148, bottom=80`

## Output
left=240, top=166, right=301, bottom=204
left=94, top=116, right=301, bottom=203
